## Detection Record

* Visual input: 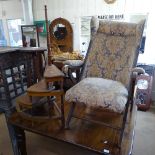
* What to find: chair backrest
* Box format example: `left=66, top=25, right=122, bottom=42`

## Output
left=81, top=19, right=145, bottom=88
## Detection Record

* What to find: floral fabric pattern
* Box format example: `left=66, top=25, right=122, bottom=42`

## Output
left=65, top=78, right=128, bottom=113
left=81, top=20, right=145, bottom=87
left=98, top=21, right=137, bottom=36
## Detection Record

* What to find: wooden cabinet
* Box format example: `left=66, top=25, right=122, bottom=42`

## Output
left=0, top=47, right=46, bottom=112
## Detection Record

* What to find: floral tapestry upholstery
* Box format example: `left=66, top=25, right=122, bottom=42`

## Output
left=65, top=20, right=145, bottom=113
left=81, top=20, right=145, bottom=87
left=65, top=78, right=128, bottom=113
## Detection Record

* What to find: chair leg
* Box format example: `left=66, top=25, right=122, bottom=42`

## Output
left=66, top=102, right=76, bottom=129
left=130, top=99, right=134, bottom=112
left=68, top=68, right=77, bottom=84
left=60, top=95, right=65, bottom=128
left=130, top=79, right=135, bottom=112
left=119, top=102, right=129, bottom=148
left=47, top=96, right=52, bottom=117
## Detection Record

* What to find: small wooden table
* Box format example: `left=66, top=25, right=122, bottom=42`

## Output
left=16, top=64, right=65, bottom=127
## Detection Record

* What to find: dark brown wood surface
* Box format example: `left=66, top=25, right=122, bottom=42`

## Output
left=0, top=47, right=46, bottom=110
left=0, top=47, right=47, bottom=53
left=44, top=65, right=65, bottom=79
left=9, top=98, right=137, bottom=155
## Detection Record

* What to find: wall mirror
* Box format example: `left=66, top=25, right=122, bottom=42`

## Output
left=53, top=24, right=67, bottom=40
left=21, top=25, right=40, bottom=47
left=49, top=18, right=73, bottom=52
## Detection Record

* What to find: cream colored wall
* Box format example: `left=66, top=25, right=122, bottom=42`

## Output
left=0, top=0, right=23, bottom=45
left=32, top=0, right=152, bottom=55
left=32, top=0, right=126, bottom=50
left=32, top=0, right=151, bottom=50
left=33, top=0, right=126, bottom=20
left=0, top=0, right=150, bottom=48
left=0, top=0, right=23, bottom=19
left=125, top=0, right=152, bottom=14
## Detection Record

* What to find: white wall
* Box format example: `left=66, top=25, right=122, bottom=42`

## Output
left=33, top=0, right=126, bottom=20
left=1, top=0, right=145, bottom=48
left=32, top=0, right=126, bottom=50
left=0, top=0, right=23, bottom=45
left=0, top=0, right=23, bottom=19
left=125, top=0, right=152, bottom=14
left=21, top=0, right=33, bottom=25
left=0, top=0, right=152, bottom=49
left=32, top=0, right=153, bottom=50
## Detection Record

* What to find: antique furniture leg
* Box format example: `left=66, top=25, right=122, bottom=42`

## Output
left=66, top=102, right=76, bottom=129
left=60, top=94, right=65, bottom=128
left=13, top=125, right=27, bottom=155
left=130, top=78, right=136, bottom=112
left=5, top=111, right=27, bottom=155
left=68, top=67, right=80, bottom=84
left=119, top=102, right=129, bottom=148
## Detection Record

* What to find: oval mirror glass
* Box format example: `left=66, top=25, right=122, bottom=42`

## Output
left=53, top=24, right=67, bottom=40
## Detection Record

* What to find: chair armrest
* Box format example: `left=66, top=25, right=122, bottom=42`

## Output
left=131, top=67, right=145, bottom=81
left=63, top=60, right=84, bottom=67
left=62, top=60, right=84, bottom=85
left=132, top=67, right=145, bottom=75
left=130, top=67, right=145, bottom=97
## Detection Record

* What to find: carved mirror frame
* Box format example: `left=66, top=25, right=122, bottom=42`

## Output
left=49, top=18, right=73, bottom=52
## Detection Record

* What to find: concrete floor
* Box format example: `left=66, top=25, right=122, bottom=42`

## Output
left=0, top=107, right=155, bottom=155
left=132, top=107, right=155, bottom=155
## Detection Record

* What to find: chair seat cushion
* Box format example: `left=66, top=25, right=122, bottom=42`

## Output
left=65, top=77, right=128, bottom=113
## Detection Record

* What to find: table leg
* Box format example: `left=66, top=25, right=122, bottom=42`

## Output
left=5, top=113, right=27, bottom=155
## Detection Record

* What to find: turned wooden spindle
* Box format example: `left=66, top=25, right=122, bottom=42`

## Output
left=44, top=5, right=53, bottom=65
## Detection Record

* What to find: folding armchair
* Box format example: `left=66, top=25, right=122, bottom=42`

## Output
left=65, top=19, right=145, bottom=152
